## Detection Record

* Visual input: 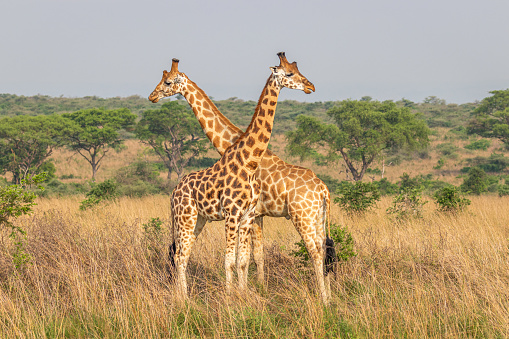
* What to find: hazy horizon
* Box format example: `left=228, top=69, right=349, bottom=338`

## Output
left=1, top=0, right=508, bottom=105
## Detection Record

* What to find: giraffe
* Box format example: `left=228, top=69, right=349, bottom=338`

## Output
left=149, top=53, right=315, bottom=297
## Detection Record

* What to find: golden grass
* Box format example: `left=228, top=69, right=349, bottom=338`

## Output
left=1, top=195, right=508, bottom=337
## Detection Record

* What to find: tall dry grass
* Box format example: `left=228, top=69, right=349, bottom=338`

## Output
left=1, top=195, right=508, bottom=337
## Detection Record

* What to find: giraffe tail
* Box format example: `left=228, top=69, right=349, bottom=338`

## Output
left=167, top=207, right=177, bottom=280
left=323, top=186, right=337, bottom=274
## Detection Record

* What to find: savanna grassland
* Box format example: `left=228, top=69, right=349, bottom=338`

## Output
left=1, top=195, right=508, bottom=338
left=1, top=95, right=509, bottom=337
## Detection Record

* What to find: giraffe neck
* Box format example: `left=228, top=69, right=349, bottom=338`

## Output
left=181, top=78, right=243, bottom=155
left=233, top=75, right=281, bottom=174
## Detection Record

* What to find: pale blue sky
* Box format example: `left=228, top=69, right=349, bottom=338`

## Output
left=1, top=0, right=508, bottom=104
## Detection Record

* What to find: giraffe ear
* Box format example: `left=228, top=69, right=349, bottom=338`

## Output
left=270, top=66, right=278, bottom=74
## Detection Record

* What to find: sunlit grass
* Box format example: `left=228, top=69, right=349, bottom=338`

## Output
left=1, top=196, right=508, bottom=337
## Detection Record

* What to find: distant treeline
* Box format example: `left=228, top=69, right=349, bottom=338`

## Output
left=0, top=93, right=477, bottom=134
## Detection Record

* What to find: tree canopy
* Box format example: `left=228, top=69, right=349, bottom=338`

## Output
left=286, top=100, right=430, bottom=181
left=469, top=89, right=509, bottom=145
left=135, top=101, right=208, bottom=182
left=0, top=115, right=71, bottom=183
left=62, top=108, right=136, bottom=180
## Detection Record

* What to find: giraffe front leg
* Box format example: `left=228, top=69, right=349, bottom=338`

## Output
left=251, top=216, right=264, bottom=284
left=174, top=212, right=204, bottom=299
left=224, top=215, right=239, bottom=295
left=237, top=209, right=256, bottom=291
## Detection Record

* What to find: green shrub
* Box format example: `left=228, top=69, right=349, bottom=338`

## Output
left=433, top=158, right=445, bottom=170
left=0, top=173, right=46, bottom=269
left=436, top=142, right=459, bottom=159
left=36, top=161, right=57, bottom=181
left=433, top=186, right=471, bottom=213
left=398, top=172, right=423, bottom=192
left=465, top=153, right=509, bottom=173
left=387, top=188, right=427, bottom=219
left=373, top=178, right=399, bottom=196
left=464, top=139, right=491, bottom=151
left=291, top=223, right=356, bottom=263
left=334, top=181, right=380, bottom=215
left=115, top=160, right=165, bottom=197
left=498, top=184, right=509, bottom=197
left=461, top=167, right=488, bottom=195
left=79, top=179, right=118, bottom=210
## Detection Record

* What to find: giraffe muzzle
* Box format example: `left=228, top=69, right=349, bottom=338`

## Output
left=148, top=92, right=160, bottom=103
left=303, top=83, right=315, bottom=94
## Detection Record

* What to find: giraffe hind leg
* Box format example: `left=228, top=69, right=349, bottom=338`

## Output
left=251, top=216, right=264, bottom=283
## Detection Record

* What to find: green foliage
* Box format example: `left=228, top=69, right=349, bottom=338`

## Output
left=62, top=107, right=136, bottom=180
left=334, top=181, right=381, bottom=215
left=114, top=160, right=166, bottom=197
left=412, top=98, right=476, bottom=129
left=286, top=100, right=430, bottom=181
left=387, top=188, right=427, bottom=219
left=465, top=153, right=509, bottom=173
left=373, top=178, right=399, bottom=196
left=79, top=179, right=118, bottom=210
left=498, top=183, right=509, bottom=197
left=187, top=156, right=219, bottom=169
left=0, top=94, right=161, bottom=117
left=433, top=186, right=471, bottom=213
left=460, top=167, right=488, bottom=195
left=398, top=173, right=423, bottom=191
left=435, top=142, right=459, bottom=159
left=37, top=179, right=88, bottom=198
left=0, top=115, right=71, bottom=183
left=135, top=101, right=208, bottom=182
left=292, top=223, right=356, bottom=263
left=0, top=173, right=46, bottom=269
left=464, top=139, right=491, bottom=151
left=469, top=89, right=509, bottom=146
left=433, top=157, right=445, bottom=170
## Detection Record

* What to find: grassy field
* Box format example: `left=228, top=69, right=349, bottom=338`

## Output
left=1, top=195, right=508, bottom=338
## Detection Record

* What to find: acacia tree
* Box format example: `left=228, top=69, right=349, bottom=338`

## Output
left=62, top=108, right=136, bottom=181
left=286, top=100, right=430, bottom=181
left=0, top=115, right=70, bottom=184
left=135, top=101, right=208, bottom=182
left=468, top=89, right=509, bottom=146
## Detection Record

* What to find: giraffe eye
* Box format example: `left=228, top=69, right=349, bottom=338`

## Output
left=286, top=73, right=294, bottom=77
left=164, top=80, right=172, bottom=86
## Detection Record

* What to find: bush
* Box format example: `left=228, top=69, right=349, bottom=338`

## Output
left=0, top=173, right=46, bottom=269
left=461, top=167, right=488, bottom=195
left=436, top=143, right=459, bottom=159
left=334, top=181, right=380, bottom=215
left=498, top=184, right=509, bottom=197
left=291, top=223, right=356, bottom=263
left=398, top=173, right=423, bottom=192
left=465, top=153, right=509, bottom=173
left=387, top=188, right=427, bottom=219
left=79, top=179, right=118, bottom=210
left=464, top=139, right=491, bottom=151
left=115, top=160, right=166, bottom=197
left=373, top=178, right=399, bottom=196
left=433, top=186, right=471, bottom=213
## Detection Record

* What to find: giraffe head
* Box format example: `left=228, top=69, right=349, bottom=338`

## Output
left=270, top=52, right=315, bottom=94
left=148, top=58, right=188, bottom=103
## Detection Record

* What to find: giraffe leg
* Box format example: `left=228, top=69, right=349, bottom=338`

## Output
left=237, top=209, right=256, bottom=291
left=291, top=215, right=329, bottom=304
left=251, top=216, right=264, bottom=283
left=174, top=210, right=204, bottom=298
left=224, top=215, right=239, bottom=295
